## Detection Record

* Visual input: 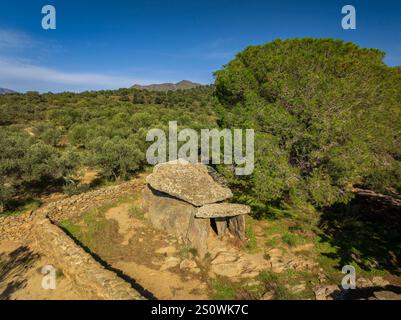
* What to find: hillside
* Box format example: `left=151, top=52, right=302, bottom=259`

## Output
left=0, top=88, right=16, bottom=94
left=1, top=38, right=401, bottom=301
left=132, top=80, right=202, bottom=92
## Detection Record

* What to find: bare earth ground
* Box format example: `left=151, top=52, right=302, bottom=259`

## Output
left=95, top=199, right=209, bottom=299
left=0, top=241, right=84, bottom=300
left=57, top=195, right=324, bottom=300
left=2, top=173, right=401, bottom=300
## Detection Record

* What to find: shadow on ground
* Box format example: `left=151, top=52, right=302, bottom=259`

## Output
left=319, top=190, right=401, bottom=276
left=0, top=246, right=40, bottom=300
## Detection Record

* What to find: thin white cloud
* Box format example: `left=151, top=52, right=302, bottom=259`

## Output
left=0, top=28, right=202, bottom=92
left=0, top=57, right=153, bottom=92
left=0, top=29, right=36, bottom=49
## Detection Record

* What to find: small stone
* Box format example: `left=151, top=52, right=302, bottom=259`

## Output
left=190, top=268, right=201, bottom=274
left=356, top=277, right=373, bottom=289
left=372, top=276, right=390, bottom=287
left=160, top=257, right=181, bottom=271
left=374, top=291, right=401, bottom=300
left=261, top=291, right=275, bottom=300
left=313, top=285, right=340, bottom=300
left=156, top=246, right=177, bottom=256
left=199, top=283, right=208, bottom=290
left=211, top=263, right=243, bottom=278
left=211, top=252, right=239, bottom=265
left=246, top=280, right=261, bottom=287
left=180, top=259, right=197, bottom=270
left=210, top=252, right=248, bottom=278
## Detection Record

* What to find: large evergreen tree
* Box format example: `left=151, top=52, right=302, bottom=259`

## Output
left=214, top=38, right=401, bottom=209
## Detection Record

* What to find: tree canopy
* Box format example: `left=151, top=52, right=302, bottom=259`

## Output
left=214, top=38, right=401, bottom=210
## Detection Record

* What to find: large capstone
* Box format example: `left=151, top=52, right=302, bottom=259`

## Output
left=146, top=163, right=233, bottom=206
left=196, top=203, right=251, bottom=218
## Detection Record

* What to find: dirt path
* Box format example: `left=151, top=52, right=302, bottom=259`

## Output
left=101, top=201, right=210, bottom=299
left=105, top=203, right=138, bottom=245
left=115, top=261, right=208, bottom=299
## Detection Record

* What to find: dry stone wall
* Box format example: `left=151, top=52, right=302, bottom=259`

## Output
left=30, top=216, right=143, bottom=300
left=47, top=180, right=141, bottom=222
left=0, top=179, right=146, bottom=300
left=0, top=211, right=35, bottom=242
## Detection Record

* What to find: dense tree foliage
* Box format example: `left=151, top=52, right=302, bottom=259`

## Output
left=214, top=38, right=401, bottom=211
left=0, top=86, right=215, bottom=212
left=1, top=38, right=400, bottom=216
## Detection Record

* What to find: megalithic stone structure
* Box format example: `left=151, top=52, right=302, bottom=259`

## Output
left=142, top=161, right=251, bottom=258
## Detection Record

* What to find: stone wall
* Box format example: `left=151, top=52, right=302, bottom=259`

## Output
left=30, top=216, right=144, bottom=300
left=46, top=180, right=142, bottom=222
left=0, top=180, right=143, bottom=242
left=0, top=211, right=35, bottom=242
left=0, top=179, right=146, bottom=300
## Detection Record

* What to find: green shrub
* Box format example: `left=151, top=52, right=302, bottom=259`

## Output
left=282, top=232, right=307, bottom=247
left=211, top=279, right=236, bottom=300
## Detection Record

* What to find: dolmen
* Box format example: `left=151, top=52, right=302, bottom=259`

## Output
left=142, top=160, right=251, bottom=258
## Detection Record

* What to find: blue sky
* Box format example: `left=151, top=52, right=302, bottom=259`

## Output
left=0, top=0, right=400, bottom=92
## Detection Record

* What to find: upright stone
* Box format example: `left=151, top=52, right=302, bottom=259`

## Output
left=228, top=215, right=246, bottom=241
left=142, top=185, right=195, bottom=238
left=214, top=218, right=228, bottom=237
left=186, top=213, right=210, bottom=258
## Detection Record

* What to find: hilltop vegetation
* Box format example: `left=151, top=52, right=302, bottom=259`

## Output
left=132, top=80, right=202, bottom=92
left=1, top=38, right=400, bottom=217
left=0, top=86, right=215, bottom=212
left=0, top=88, right=17, bottom=95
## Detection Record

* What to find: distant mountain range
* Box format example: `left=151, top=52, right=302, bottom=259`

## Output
left=0, top=82, right=202, bottom=94
left=132, top=80, right=202, bottom=92
left=0, top=88, right=17, bottom=94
